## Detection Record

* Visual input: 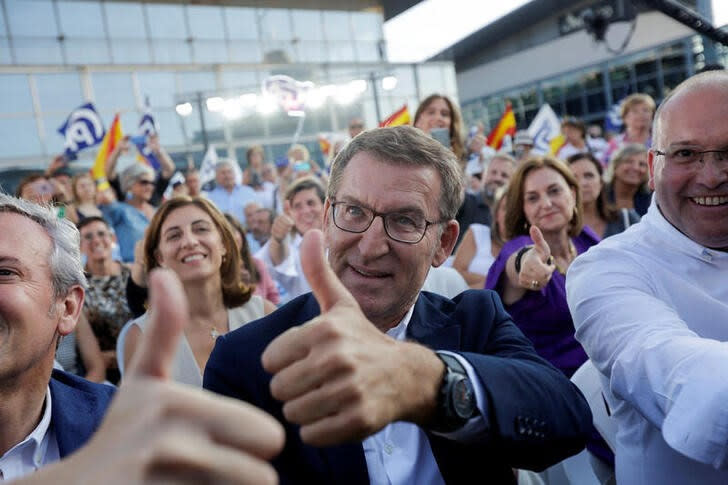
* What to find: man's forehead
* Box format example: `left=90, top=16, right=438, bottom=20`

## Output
left=0, top=212, right=53, bottom=267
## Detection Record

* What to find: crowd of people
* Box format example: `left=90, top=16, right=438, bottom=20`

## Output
left=1, top=69, right=726, bottom=485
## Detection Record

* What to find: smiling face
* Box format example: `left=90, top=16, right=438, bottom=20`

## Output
left=615, top=152, right=649, bottom=187
left=324, top=153, right=457, bottom=329
left=570, top=158, right=603, bottom=205
left=289, top=188, right=324, bottom=235
left=0, top=213, right=79, bottom=383
left=130, top=174, right=156, bottom=202
left=79, top=220, right=114, bottom=265
left=155, top=205, right=227, bottom=284
left=623, top=101, right=654, bottom=132
left=523, top=167, right=577, bottom=235
left=484, top=157, right=515, bottom=194
left=650, top=81, right=728, bottom=249
left=414, top=97, right=452, bottom=135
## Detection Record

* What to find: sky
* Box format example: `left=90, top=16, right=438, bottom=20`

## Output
left=384, top=0, right=728, bottom=63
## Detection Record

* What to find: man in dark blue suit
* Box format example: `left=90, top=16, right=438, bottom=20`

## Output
left=205, top=126, right=592, bottom=484
left=0, top=194, right=114, bottom=480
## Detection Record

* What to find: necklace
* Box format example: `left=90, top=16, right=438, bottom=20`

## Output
left=553, top=241, right=577, bottom=275
left=210, top=327, right=221, bottom=339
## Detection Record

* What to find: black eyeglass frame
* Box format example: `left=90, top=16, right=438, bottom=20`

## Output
left=330, top=199, right=444, bottom=244
left=653, top=149, right=728, bottom=163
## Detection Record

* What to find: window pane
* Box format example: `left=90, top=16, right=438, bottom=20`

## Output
left=392, top=66, right=416, bottom=97
left=327, top=41, right=355, bottom=63
left=105, top=3, right=147, bottom=39
left=356, top=41, right=380, bottom=62
left=110, top=39, right=152, bottom=64
left=0, top=3, right=6, bottom=36
left=146, top=5, right=187, bottom=39
left=225, top=7, right=259, bottom=40
left=0, top=39, right=12, bottom=64
left=297, top=41, right=327, bottom=63
left=258, top=9, right=291, bottom=42
left=221, top=70, right=259, bottom=91
left=178, top=72, right=216, bottom=97
left=5, top=0, right=58, bottom=37
left=187, top=6, right=225, bottom=40
left=11, top=37, right=63, bottom=64
left=64, top=39, right=110, bottom=64
left=152, top=41, right=191, bottom=64
left=152, top=110, right=185, bottom=147
left=291, top=10, right=323, bottom=41
left=137, top=72, right=177, bottom=108
left=324, top=11, right=351, bottom=41
left=230, top=113, right=266, bottom=139
left=228, top=40, right=262, bottom=63
left=193, top=40, right=228, bottom=64
left=42, top=112, right=72, bottom=150
left=57, top=1, right=104, bottom=38
left=35, top=73, right=83, bottom=113
left=417, top=64, right=446, bottom=96
left=0, top=74, right=32, bottom=113
left=352, top=12, right=381, bottom=42
left=0, top=117, right=42, bottom=158
left=92, top=73, right=136, bottom=112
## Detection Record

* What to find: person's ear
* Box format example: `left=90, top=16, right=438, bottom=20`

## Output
left=56, top=286, right=85, bottom=336
left=432, top=220, right=459, bottom=268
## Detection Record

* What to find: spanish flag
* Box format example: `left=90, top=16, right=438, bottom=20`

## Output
left=318, top=135, right=331, bottom=156
left=92, top=114, right=123, bottom=191
left=486, top=102, right=517, bottom=150
left=379, top=105, right=410, bottom=127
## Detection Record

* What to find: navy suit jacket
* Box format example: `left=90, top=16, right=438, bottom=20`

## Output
left=48, top=369, right=115, bottom=458
left=204, top=290, right=591, bottom=484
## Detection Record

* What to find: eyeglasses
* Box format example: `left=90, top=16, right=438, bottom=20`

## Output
left=653, top=148, right=728, bottom=165
left=136, top=179, right=156, bottom=187
left=330, top=200, right=442, bottom=244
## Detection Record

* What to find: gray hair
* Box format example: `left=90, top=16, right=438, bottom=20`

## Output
left=0, top=194, right=86, bottom=298
left=215, top=159, right=237, bottom=172
left=328, top=126, right=464, bottom=220
left=120, top=163, right=155, bottom=194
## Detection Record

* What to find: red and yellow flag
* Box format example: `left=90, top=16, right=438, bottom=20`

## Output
left=318, top=135, right=331, bottom=156
left=92, top=113, right=123, bottom=191
left=486, top=102, right=517, bottom=150
left=379, top=105, right=410, bottom=127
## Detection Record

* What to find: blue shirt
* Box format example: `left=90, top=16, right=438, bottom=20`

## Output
left=204, top=185, right=259, bottom=225
left=101, top=202, right=150, bottom=263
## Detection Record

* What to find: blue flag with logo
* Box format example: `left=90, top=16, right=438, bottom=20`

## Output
left=604, top=101, right=624, bottom=134
left=57, top=103, right=106, bottom=159
left=134, top=107, right=161, bottom=170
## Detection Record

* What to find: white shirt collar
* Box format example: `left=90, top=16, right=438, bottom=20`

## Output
left=0, top=386, right=54, bottom=477
left=385, top=304, right=416, bottom=342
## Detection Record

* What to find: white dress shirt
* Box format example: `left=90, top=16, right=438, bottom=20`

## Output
left=0, top=388, right=60, bottom=481
left=567, top=199, right=728, bottom=484
left=363, top=303, right=489, bottom=485
left=255, top=233, right=309, bottom=304
left=203, top=184, right=259, bottom=225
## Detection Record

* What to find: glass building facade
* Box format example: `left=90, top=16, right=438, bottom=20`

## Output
left=460, top=32, right=728, bottom=132
left=0, top=0, right=457, bottom=170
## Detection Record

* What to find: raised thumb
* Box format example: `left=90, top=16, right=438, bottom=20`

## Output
left=529, top=225, right=551, bottom=261
left=300, top=229, right=353, bottom=313
left=126, top=269, right=188, bottom=380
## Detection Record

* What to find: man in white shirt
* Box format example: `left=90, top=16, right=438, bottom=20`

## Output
left=567, top=70, right=728, bottom=484
left=204, top=159, right=259, bottom=225
left=255, top=177, right=325, bottom=303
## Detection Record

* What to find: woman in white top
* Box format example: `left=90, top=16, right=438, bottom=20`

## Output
left=124, top=196, right=275, bottom=386
left=453, top=188, right=508, bottom=289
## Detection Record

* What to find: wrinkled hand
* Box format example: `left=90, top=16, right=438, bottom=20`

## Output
left=518, top=226, right=556, bottom=291
left=270, top=213, right=294, bottom=243
left=262, top=230, right=443, bottom=446
left=22, top=270, right=285, bottom=485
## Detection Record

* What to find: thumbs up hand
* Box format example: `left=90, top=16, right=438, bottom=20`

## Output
left=24, top=269, right=284, bottom=485
left=518, top=226, right=556, bottom=291
left=262, top=230, right=445, bottom=446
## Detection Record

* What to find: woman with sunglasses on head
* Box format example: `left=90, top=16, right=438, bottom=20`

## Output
left=123, top=196, right=276, bottom=387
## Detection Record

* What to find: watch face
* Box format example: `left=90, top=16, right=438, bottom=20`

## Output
left=452, top=376, right=476, bottom=419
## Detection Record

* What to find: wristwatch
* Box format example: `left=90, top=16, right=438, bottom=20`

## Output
left=431, top=352, right=479, bottom=433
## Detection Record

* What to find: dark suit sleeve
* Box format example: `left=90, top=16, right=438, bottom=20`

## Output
left=427, top=290, right=592, bottom=474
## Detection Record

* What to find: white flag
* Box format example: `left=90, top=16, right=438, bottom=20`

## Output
left=163, top=171, right=186, bottom=200
left=528, top=104, right=561, bottom=155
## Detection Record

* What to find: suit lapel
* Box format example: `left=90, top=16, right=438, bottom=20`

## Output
left=49, top=372, right=105, bottom=457
left=317, top=442, right=370, bottom=484
left=406, top=292, right=461, bottom=350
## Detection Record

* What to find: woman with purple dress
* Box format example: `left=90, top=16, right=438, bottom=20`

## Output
left=485, top=155, right=598, bottom=378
